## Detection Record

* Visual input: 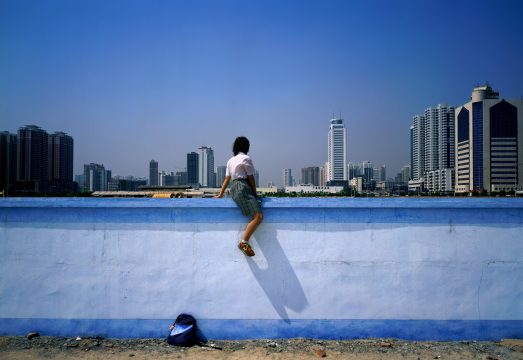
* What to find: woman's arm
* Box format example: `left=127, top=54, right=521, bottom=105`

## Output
left=215, top=175, right=231, bottom=198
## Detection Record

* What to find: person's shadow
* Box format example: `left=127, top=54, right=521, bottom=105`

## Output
left=246, top=225, right=308, bottom=322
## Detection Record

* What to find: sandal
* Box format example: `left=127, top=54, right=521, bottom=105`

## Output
left=238, top=241, right=255, bottom=257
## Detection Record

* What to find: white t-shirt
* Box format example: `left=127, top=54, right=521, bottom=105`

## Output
left=226, top=152, right=255, bottom=180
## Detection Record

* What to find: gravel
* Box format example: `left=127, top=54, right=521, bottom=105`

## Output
left=1, top=336, right=522, bottom=359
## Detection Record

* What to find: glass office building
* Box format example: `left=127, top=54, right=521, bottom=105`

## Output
left=455, top=84, right=523, bottom=193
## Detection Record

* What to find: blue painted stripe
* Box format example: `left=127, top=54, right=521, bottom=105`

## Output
left=2, top=206, right=522, bottom=225
left=1, top=318, right=521, bottom=341
left=2, top=197, right=523, bottom=210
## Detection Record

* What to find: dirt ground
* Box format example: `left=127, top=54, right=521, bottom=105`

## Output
left=1, top=337, right=523, bottom=360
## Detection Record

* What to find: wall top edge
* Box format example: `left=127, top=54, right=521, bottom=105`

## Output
left=1, top=197, right=523, bottom=210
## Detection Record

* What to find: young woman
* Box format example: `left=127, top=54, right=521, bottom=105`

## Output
left=214, top=136, right=263, bottom=256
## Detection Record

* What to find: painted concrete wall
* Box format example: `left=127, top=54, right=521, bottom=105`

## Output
left=1, top=198, right=522, bottom=340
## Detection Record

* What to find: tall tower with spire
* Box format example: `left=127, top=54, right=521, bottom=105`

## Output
left=327, top=118, right=347, bottom=181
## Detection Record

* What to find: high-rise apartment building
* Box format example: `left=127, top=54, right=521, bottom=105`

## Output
left=187, top=152, right=199, bottom=186
left=319, top=166, right=326, bottom=187
left=348, top=162, right=361, bottom=180
left=409, top=126, right=414, bottom=180
left=373, top=165, right=386, bottom=182
left=301, top=166, right=320, bottom=186
left=83, top=163, right=110, bottom=192
left=159, top=171, right=166, bottom=186
left=410, top=104, right=455, bottom=192
left=362, top=161, right=373, bottom=186
left=48, top=132, right=74, bottom=194
left=175, top=171, right=188, bottom=186
left=17, top=125, right=49, bottom=194
left=216, top=165, right=227, bottom=188
left=283, top=168, right=293, bottom=187
left=327, top=118, right=347, bottom=181
left=424, top=105, right=455, bottom=172
left=160, top=171, right=176, bottom=186
left=455, top=84, right=523, bottom=193
left=198, top=146, right=214, bottom=187
left=75, top=174, right=85, bottom=191
left=401, top=165, right=411, bottom=184
left=0, top=132, right=17, bottom=195
left=149, top=160, right=158, bottom=186
left=411, top=117, right=425, bottom=181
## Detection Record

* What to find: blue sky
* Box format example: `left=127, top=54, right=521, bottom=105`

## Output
left=1, top=0, right=522, bottom=186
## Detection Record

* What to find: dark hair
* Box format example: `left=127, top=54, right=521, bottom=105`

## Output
left=233, top=136, right=250, bottom=156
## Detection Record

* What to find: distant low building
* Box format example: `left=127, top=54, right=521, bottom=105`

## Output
left=375, top=180, right=395, bottom=192
left=408, top=178, right=425, bottom=193
left=285, top=184, right=344, bottom=194
left=350, top=177, right=363, bottom=193
left=108, top=177, right=147, bottom=191
left=426, top=168, right=454, bottom=193
left=257, top=186, right=279, bottom=195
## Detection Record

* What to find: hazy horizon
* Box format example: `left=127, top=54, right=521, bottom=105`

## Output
left=2, top=0, right=522, bottom=186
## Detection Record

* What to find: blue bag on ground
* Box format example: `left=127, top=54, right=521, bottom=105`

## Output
left=166, top=314, right=197, bottom=346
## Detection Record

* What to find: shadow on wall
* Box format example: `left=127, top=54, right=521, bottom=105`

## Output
left=247, top=227, right=309, bottom=322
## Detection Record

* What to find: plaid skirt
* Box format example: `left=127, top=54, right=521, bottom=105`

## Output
left=230, top=179, right=262, bottom=217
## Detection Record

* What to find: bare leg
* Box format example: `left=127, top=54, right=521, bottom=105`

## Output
left=242, top=212, right=263, bottom=241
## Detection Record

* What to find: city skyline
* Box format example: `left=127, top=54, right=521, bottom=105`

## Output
left=2, top=0, right=523, bottom=186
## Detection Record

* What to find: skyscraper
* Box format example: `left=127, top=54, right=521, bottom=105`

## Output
left=187, top=152, right=199, bottom=186
left=401, top=165, right=411, bottom=184
left=319, top=165, right=326, bottom=187
left=198, top=146, right=214, bottom=187
left=362, top=161, right=373, bottom=188
left=411, top=116, right=425, bottom=181
left=373, top=165, right=386, bottom=182
left=17, top=125, right=49, bottom=194
left=149, top=160, right=158, bottom=186
left=348, top=162, right=361, bottom=180
left=176, top=171, right=188, bottom=186
left=216, top=165, right=227, bottom=188
left=410, top=104, right=455, bottom=192
left=159, top=171, right=166, bottom=186
left=409, top=125, right=414, bottom=180
left=283, top=168, right=292, bottom=187
left=455, top=84, right=523, bottom=193
left=160, top=171, right=176, bottom=186
left=424, top=105, right=455, bottom=173
left=48, top=132, right=74, bottom=194
left=301, top=166, right=320, bottom=186
left=83, top=163, right=109, bottom=192
left=327, top=118, right=347, bottom=181
left=0, top=131, right=17, bottom=195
